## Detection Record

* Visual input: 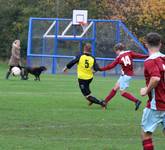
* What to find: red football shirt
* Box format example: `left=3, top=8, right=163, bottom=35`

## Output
left=144, top=52, right=165, bottom=111
left=101, top=51, right=148, bottom=76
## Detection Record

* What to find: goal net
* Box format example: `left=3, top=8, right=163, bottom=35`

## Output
left=27, top=17, right=147, bottom=76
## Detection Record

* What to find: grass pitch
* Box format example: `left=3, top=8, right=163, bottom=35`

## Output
left=0, top=66, right=164, bottom=150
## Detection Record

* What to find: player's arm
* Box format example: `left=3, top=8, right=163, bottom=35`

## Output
left=93, top=58, right=100, bottom=72
left=63, top=55, right=80, bottom=73
left=140, top=61, right=161, bottom=96
left=140, top=77, right=160, bottom=96
left=99, top=59, right=118, bottom=71
left=131, top=51, right=149, bottom=59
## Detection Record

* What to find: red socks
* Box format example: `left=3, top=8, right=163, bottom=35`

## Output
left=105, top=90, right=139, bottom=104
left=105, top=89, right=117, bottom=103
left=143, top=138, right=154, bottom=150
left=121, top=92, right=138, bottom=103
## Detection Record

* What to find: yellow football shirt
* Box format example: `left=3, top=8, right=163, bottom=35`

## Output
left=66, top=53, right=99, bottom=80
left=77, top=54, right=95, bottom=80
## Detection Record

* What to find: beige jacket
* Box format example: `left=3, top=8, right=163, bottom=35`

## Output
left=9, top=42, right=21, bottom=66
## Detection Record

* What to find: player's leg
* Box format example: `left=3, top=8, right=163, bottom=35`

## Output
left=86, top=95, right=104, bottom=106
left=78, top=78, right=103, bottom=106
left=85, top=79, right=104, bottom=106
left=141, top=108, right=164, bottom=150
left=104, top=81, right=119, bottom=104
left=5, top=66, right=13, bottom=79
left=141, top=108, right=155, bottom=150
left=119, top=75, right=141, bottom=110
left=121, top=90, right=141, bottom=110
left=141, top=130, right=153, bottom=150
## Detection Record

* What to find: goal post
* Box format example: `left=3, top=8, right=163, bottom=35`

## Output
left=27, top=17, right=147, bottom=76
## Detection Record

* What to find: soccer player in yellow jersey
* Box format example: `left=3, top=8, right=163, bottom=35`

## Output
left=63, top=43, right=105, bottom=107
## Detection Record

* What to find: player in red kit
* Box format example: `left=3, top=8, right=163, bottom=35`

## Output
left=98, top=43, right=148, bottom=110
left=140, top=32, right=165, bottom=150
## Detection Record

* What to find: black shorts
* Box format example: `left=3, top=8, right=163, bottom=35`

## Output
left=78, top=78, right=93, bottom=96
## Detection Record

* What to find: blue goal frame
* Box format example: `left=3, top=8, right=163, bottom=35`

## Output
left=27, top=17, right=147, bottom=76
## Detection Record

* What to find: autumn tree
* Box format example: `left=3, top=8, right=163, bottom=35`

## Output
left=0, top=0, right=164, bottom=59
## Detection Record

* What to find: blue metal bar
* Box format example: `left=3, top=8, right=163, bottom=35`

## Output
left=57, top=37, right=94, bottom=41
left=27, top=57, right=31, bottom=66
left=27, top=54, right=145, bottom=62
left=30, top=17, right=71, bottom=21
left=116, top=21, right=120, bottom=43
left=96, top=57, right=115, bottom=61
left=96, top=57, right=145, bottom=62
left=102, top=60, right=106, bottom=77
left=27, top=18, right=33, bottom=55
left=79, top=41, right=83, bottom=54
left=132, top=59, right=145, bottom=62
left=28, top=54, right=75, bottom=58
left=119, top=22, right=148, bottom=54
left=29, top=17, right=121, bottom=23
left=89, top=19, right=121, bottom=23
left=41, top=37, right=46, bottom=66
left=52, top=20, right=59, bottom=74
left=91, top=41, right=95, bottom=56
left=27, top=18, right=33, bottom=66
left=115, top=65, right=120, bottom=75
left=92, top=21, right=96, bottom=39
left=91, top=21, right=96, bottom=56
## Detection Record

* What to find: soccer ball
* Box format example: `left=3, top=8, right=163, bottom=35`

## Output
left=11, top=67, right=21, bottom=76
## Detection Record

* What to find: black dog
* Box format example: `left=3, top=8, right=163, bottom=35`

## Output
left=22, top=66, right=47, bottom=81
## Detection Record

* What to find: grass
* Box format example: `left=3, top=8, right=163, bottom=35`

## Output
left=0, top=65, right=164, bottom=150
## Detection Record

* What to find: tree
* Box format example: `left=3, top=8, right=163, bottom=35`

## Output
left=0, top=0, right=164, bottom=60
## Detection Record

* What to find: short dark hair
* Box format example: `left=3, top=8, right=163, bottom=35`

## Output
left=145, top=32, right=161, bottom=47
left=84, top=43, right=91, bottom=53
left=114, top=43, right=125, bottom=51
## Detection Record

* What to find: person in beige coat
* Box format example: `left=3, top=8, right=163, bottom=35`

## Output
left=6, top=40, right=23, bottom=79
